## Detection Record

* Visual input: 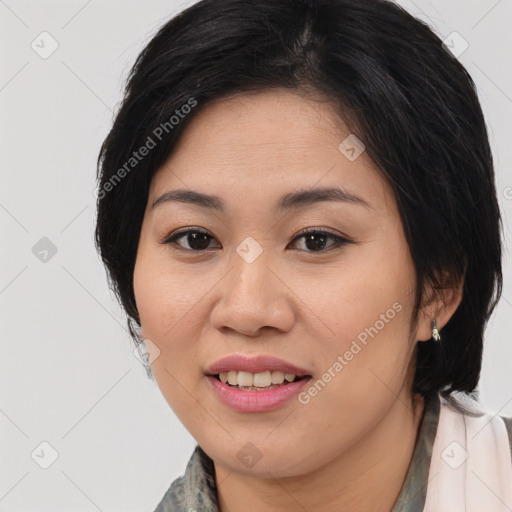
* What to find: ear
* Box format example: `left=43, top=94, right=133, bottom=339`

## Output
left=415, top=271, right=465, bottom=342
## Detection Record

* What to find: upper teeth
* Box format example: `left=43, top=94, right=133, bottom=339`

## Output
left=219, top=371, right=298, bottom=387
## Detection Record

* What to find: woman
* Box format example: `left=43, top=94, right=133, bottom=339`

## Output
left=94, top=0, right=512, bottom=510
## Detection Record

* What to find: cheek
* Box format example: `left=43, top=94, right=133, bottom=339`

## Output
left=297, top=290, right=414, bottom=450
left=134, top=239, right=200, bottom=336
left=300, top=244, right=416, bottom=399
left=302, top=253, right=413, bottom=347
left=134, top=251, right=206, bottom=419
left=133, top=244, right=204, bottom=389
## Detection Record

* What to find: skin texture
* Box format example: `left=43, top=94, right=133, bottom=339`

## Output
left=133, top=89, right=463, bottom=512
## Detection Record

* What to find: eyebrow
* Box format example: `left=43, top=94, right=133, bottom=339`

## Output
left=151, top=186, right=371, bottom=212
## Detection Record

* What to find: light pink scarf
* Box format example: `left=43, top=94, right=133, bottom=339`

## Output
left=423, top=395, right=512, bottom=511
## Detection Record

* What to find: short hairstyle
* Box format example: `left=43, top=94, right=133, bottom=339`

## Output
left=95, top=0, right=503, bottom=399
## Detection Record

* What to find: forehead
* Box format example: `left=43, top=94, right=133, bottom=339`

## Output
left=149, top=89, right=393, bottom=214
left=158, top=89, right=348, bottom=164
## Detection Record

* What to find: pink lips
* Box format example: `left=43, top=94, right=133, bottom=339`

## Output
left=205, top=354, right=312, bottom=413
left=206, top=354, right=311, bottom=377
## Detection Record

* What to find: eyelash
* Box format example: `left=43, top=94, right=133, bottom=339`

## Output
left=159, top=227, right=351, bottom=254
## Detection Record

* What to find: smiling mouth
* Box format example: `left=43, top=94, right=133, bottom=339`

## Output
left=212, top=371, right=311, bottom=391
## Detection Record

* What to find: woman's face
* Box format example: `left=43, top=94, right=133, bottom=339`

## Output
left=133, top=89, right=428, bottom=477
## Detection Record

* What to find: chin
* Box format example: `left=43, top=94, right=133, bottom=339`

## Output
left=203, top=437, right=314, bottom=477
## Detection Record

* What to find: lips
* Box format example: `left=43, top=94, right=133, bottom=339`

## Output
left=205, top=354, right=312, bottom=377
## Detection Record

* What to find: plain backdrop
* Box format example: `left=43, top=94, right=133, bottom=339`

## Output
left=1, top=0, right=511, bottom=510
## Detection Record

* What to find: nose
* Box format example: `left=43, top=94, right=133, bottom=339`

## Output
left=209, top=246, right=295, bottom=337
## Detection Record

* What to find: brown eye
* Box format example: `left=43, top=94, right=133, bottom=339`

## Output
left=289, top=229, right=350, bottom=252
left=160, top=227, right=351, bottom=253
left=161, top=228, right=220, bottom=251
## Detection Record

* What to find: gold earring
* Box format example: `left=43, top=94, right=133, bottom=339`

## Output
left=431, top=319, right=441, bottom=342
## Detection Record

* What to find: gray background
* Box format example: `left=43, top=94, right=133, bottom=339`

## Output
left=1, top=0, right=511, bottom=510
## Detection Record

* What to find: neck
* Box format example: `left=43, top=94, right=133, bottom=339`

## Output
left=214, top=392, right=425, bottom=512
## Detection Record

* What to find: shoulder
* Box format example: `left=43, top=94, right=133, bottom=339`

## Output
left=152, top=475, right=186, bottom=512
